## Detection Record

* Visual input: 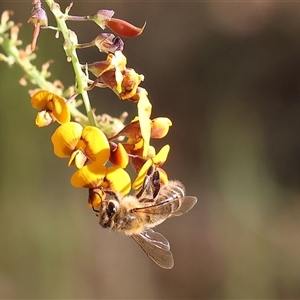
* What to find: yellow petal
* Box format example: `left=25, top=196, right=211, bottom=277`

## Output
left=51, top=95, right=71, bottom=124
left=152, top=144, right=170, bottom=165
left=71, top=164, right=106, bottom=188
left=109, top=51, right=127, bottom=93
left=132, top=159, right=153, bottom=190
left=132, top=145, right=170, bottom=190
left=51, top=122, right=83, bottom=158
left=110, top=50, right=127, bottom=70
left=105, top=166, right=131, bottom=195
left=136, top=88, right=152, bottom=158
left=114, top=67, right=123, bottom=94
left=31, top=90, right=51, bottom=110
left=146, top=145, right=156, bottom=158
left=158, top=168, right=168, bottom=184
left=81, top=126, right=110, bottom=164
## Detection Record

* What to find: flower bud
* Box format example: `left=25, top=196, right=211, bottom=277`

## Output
left=105, top=18, right=146, bottom=38
left=94, top=33, right=124, bottom=53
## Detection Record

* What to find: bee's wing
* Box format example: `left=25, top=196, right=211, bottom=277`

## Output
left=132, top=228, right=174, bottom=269
left=133, top=196, right=198, bottom=218
left=170, top=196, right=198, bottom=217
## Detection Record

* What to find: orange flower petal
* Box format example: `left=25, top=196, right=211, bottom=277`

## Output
left=105, top=166, right=131, bottom=195
left=51, top=122, right=83, bottom=158
left=151, top=117, right=172, bottom=139
left=109, top=143, right=129, bottom=168
left=31, top=90, right=51, bottom=110
left=81, top=126, right=110, bottom=164
left=71, top=164, right=106, bottom=188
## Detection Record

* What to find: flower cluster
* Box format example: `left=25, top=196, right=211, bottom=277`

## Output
left=27, top=1, right=172, bottom=209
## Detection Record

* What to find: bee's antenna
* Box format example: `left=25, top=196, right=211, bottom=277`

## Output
left=91, top=204, right=99, bottom=216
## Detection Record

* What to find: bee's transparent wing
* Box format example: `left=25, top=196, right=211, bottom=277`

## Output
left=132, top=228, right=174, bottom=269
left=170, top=196, right=198, bottom=217
left=133, top=196, right=197, bottom=218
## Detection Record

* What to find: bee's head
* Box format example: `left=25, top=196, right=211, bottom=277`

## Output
left=99, top=199, right=120, bottom=229
left=98, top=194, right=139, bottom=233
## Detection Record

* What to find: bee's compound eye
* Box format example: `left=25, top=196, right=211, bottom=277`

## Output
left=106, top=202, right=117, bottom=218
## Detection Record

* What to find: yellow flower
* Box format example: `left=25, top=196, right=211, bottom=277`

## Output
left=71, top=163, right=107, bottom=188
left=88, top=50, right=127, bottom=93
left=108, top=115, right=172, bottom=164
left=88, top=54, right=150, bottom=157
left=132, top=144, right=170, bottom=190
left=51, top=122, right=110, bottom=168
left=31, top=90, right=70, bottom=127
left=118, top=68, right=144, bottom=100
left=104, top=166, right=131, bottom=194
left=71, top=164, right=131, bottom=207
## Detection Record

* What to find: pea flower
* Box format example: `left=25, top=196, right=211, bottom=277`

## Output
left=31, top=90, right=70, bottom=127
left=51, top=122, right=110, bottom=169
left=71, top=164, right=131, bottom=208
left=90, top=54, right=144, bottom=99
left=109, top=115, right=172, bottom=162
left=87, top=53, right=151, bottom=157
left=87, top=50, right=128, bottom=93
left=132, top=144, right=170, bottom=190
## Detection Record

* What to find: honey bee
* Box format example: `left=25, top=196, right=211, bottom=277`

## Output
left=94, top=166, right=197, bottom=269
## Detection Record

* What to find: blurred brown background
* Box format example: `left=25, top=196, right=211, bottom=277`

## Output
left=1, top=0, right=300, bottom=298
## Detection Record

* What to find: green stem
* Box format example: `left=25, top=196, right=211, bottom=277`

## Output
left=43, top=0, right=97, bottom=127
